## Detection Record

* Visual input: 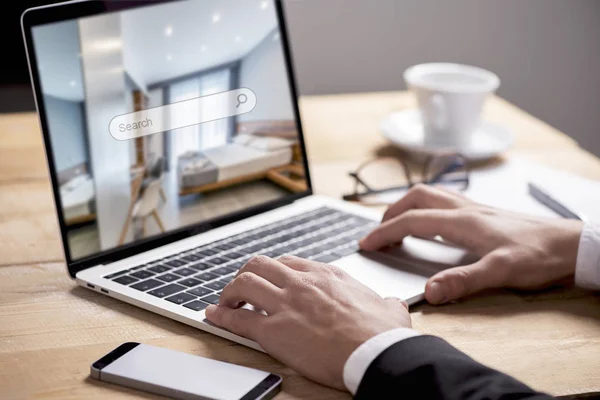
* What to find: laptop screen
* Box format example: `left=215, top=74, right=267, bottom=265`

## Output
left=29, top=0, right=308, bottom=262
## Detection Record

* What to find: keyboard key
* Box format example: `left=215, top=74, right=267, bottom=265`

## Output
left=189, top=262, right=212, bottom=271
left=222, top=251, right=245, bottom=260
left=183, top=300, right=210, bottom=311
left=240, top=244, right=262, bottom=254
left=178, top=278, right=202, bottom=287
left=290, top=251, right=308, bottom=259
left=329, top=238, right=350, bottom=247
left=278, top=234, right=295, bottom=242
left=312, top=253, right=340, bottom=263
left=206, top=257, right=228, bottom=265
left=297, top=239, right=317, bottom=247
left=295, top=249, right=319, bottom=258
left=156, top=273, right=180, bottom=283
left=345, top=231, right=369, bottom=241
left=148, top=284, right=186, bottom=298
left=212, top=267, right=236, bottom=276
left=131, top=270, right=155, bottom=280
left=195, top=272, right=220, bottom=282
left=312, top=244, right=334, bottom=253
left=166, top=292, right=196, bottom=305
left=215, top=243, right=235, bottom=251
left=262, top=239, right=281, bottom=248
left=129, top=265, right=148, bottom=271
left=148, top=265, right=170, bottom=274
left=331, top=246, right=358, bottom=257
left=104, top=270, right=128, bottom=279
left=181, top=254, right=201, bottom=262
left=196, top=248, right=218, bottom=257
left=220, top=275, right=235, bottom=284
left=262, top=250, right=283, bottom=258
left=131, top=279, right=163, bottom=292
left=204, top=281, right=227, bottom=291
left=165, top=259, right=186, bottom=268
left=200, top=294, right=221, bottom=305
left=227, top=261, right=245, bottom=270
left=112, top=275, right=139, bottom=285
left=187, top=286, right=213, bottom=297
left=173, top=267, right=196, bottom=277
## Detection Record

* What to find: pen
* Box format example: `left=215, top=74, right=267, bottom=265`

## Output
left=527, top=182, right=585, bottom=221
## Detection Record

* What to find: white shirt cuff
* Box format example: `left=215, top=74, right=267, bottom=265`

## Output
left=575, top=223, right=600, bottom=290
left=343, top=328, right=420, bottom=395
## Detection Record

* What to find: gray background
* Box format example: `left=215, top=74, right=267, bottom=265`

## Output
left=283, top=0, right=600, bottom=156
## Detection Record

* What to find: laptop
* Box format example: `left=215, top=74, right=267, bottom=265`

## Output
left=22, top=0, right=469, bottom=351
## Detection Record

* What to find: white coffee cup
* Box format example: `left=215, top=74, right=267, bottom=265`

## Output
left=403, top=63, right=500, bottom=150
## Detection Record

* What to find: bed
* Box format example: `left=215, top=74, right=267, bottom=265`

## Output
left=178, top=134, right=305, bottom=195
left=59, top=174, right=96, bottom=226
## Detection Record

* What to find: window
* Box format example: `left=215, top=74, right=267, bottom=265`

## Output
left=167, top=69, right=232, bottom=166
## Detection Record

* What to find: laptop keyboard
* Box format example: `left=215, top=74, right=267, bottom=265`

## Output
left=103, top=207, right=377, bottom=312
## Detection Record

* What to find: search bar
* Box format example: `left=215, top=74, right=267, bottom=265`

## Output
left=109, top=88, right=257, bottom=141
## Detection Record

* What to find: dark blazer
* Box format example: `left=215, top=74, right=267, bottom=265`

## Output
left=355, top=335, right=553, bottom=400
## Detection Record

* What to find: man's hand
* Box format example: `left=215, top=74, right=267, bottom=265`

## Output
left=360, top=184, right=584, bottom=305
left=205, top=255, right=411, bottom=390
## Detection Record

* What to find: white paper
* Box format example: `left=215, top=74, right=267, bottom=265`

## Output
left=464, top=158, right=600, bottom=222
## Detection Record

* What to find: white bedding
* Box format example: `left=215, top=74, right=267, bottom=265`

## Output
left=203, top=143, right=292, bottom=182
left=60, top=177, right=95, bottom=220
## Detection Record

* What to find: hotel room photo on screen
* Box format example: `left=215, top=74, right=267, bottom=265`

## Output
left=31, top=0, right=307, bottom=260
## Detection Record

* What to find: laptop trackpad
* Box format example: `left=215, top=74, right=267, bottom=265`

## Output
left=331, top=236, right=478, bottom=302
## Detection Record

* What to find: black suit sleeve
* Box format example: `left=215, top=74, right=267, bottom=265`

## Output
left=355, top=335, right=553, bottom=400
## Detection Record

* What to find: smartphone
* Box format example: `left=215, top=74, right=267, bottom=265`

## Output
left=90, top=342, right=282, bottom=400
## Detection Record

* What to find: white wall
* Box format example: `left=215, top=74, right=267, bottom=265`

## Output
left=283, top=0, right=600, bottom=157
left=238, top=30, right=294, bottom=122
left=120, top=14, right=147, bottom=93
left=79, top=14, right=133, bottom=250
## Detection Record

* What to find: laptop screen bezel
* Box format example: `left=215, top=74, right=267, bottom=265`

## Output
left=22, top=0, right=313, bottom=278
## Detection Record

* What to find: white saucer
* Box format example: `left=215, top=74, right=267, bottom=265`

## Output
left=380, top=109, right=514, bottom=162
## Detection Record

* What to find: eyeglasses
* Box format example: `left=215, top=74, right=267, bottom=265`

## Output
left=342, top=153, right=470, bottom=205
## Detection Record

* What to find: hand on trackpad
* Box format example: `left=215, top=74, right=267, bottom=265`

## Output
left=381, top=236, right=479, bottom=268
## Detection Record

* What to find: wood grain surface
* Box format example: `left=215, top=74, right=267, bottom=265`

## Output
left=1, top=92, right=600, bottom=399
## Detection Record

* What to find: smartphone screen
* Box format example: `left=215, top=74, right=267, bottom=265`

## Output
left=91, top=343, right=281, bottom=400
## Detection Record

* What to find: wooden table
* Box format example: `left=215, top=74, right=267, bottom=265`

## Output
left=1, top=91, right=600, bottom=399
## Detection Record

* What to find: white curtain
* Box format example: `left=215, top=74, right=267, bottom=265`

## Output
left=168, top=69, right=232, bottom=166
left=198, top=69, right=232, bottom=149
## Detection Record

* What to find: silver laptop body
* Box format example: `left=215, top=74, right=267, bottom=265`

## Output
left=22, top=0, right=468, bottom=351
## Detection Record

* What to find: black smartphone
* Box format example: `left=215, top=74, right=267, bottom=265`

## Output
left=91, top=342, right=282, bottom=400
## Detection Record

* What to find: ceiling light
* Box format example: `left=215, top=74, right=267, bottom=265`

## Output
left=235, top=36, right=242, bottom=43
left=260, top=1, right=269, bottom=9
left=166, top=54, right=173, bottom=61
left=164, top=25, right=173, bottom=37
left=69, top=80, right=76, bottom=87
left=212, top=13, right=221, bottom=23
left=201, top=45, right=208, bottom=52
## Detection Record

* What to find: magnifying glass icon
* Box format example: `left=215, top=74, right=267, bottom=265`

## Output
left=236, top=93, right=248, bottom=108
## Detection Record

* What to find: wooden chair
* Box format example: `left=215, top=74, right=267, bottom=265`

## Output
left=142, top=156, right=167, bottom=204
left=132, top=179, right=166, bottom=237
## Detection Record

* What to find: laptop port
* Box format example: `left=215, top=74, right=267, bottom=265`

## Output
left=101, top=289, right=109, bottom=294
left=87, top=284, right=95, bottom=289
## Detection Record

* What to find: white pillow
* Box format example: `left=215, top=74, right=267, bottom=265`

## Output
left=232, top=134, right=255, bottom=146
left=184, top=159, right=209, bottom=173
left=247, top=136, right=292, bottom=151
left=62, top=174, right=90, bottom=192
